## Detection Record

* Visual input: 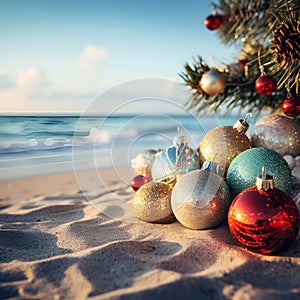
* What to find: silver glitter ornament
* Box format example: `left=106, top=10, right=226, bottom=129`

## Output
left=293, top=167, right=300, bottom=184
left=130, top=149, right=157, bottom=177
left=171, top=162, right=231, bottom=230
left=283, top=155, right=296, bottom=170
left=250, top=114, right=300, bottom=157
left=151, top=128, right=200, bottom=182
left=199, top=69, right=227, bottom=95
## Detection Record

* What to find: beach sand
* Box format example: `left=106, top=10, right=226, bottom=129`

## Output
left=1, top=168, right=300, bottom=300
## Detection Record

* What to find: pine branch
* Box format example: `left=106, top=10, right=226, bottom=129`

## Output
left=180, top=54, right=287, bottom=115
left=180, top=0, right=300, bottom=116
left=211, top=0, right=299, bottom=46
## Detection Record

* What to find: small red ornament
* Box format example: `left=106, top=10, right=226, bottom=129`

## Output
left=204, top=14, right=224, bottom=30
left=255, top=74, right=277, bottom=95
left=228, top=167, right=299, bottom=255
left=282, top=96, right=300, bottom=117
left=131, top=175, right=151, bottom=191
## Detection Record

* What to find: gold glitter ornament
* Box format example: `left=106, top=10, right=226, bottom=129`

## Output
left=250, top=114, right=300, bottom=157
left=171, top=161, right=231, bottom=230
left=199, top=115, right=251, bottom=175
left=133, top=181, right=175, bottom=223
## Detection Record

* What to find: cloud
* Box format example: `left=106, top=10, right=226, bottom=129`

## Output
left=0, top=78, right=187, bottom=114
left=0, top=89, right=90, bottom=113
left=18, top=67, right=49, bottom=96
left=0, top=69, right=13, bottom=90
left=79, top=45, right=108, bottom=72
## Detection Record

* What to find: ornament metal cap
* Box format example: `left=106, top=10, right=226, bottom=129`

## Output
left=233, top=113, right=251, bottom=134
left=256, top=166, right=274, bottom=191
left=173, top=127, right=187, bottom=146
left=202, top=160, right=220, bottom=175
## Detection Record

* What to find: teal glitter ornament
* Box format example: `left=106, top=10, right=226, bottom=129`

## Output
left=227, top=148, right=293, bottom=197
left=151, top=127, right=200, bottom=181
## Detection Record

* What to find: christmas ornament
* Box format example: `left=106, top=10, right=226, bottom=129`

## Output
left=133, top=181, right=175, bottom=223
left=250, top=114, right=300, bottom=156
left=204, top=14, right=224, bottom=30
left=255, top=74, right=277, bottom=95
left=130, top=149, right=157, bottom=177
left=199, top=69, right=226, bottom=95
left=131, top=175, right=151, bottom=191
left=228, top=167, right=299, bottom=255
left=283, top=155, right=296, bottom=170
left=227, top=147, right=293, bottom=197
left=270, top=19, right=300, bottom=69
left=296, top=156, right=300, bottom=167
left=199, top=114, right=251, bottom=175
left=171, top=161, right=231, bottom=230
left=282, top=96, right=300, bottom=117
left=151, top=127, right=200, bottom=182
left=292, top=166, right=300, bottom=184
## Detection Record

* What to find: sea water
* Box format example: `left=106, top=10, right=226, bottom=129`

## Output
left=0, top=114, right=239, bottom=180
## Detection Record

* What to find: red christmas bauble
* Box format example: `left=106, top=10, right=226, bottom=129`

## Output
left=204, top=14, right=223, bottom=30
left=228, top=186, right=299, bottom=255
left=255, top=74, right=277, bottom=95
left=131, top=175, right=151, bottom=191
left=282, top=96, right=300, bottom=117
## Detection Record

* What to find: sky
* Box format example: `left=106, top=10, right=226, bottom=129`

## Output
left=0, top=0, right=239, bottom=114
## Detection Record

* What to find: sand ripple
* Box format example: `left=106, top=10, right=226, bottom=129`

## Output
left=0, top=169, right=300, bottom=299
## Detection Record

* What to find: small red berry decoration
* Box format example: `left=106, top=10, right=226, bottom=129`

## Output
left=282, top=96, right=300, bottom=117
left=131, top=175, right=151, bottom=191
left=204, top=14, right=224, bottom=30
left=255, top=74, right=277, bottom=95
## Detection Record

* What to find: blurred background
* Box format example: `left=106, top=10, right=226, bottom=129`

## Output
left=0, top=0, right=238, bottom=114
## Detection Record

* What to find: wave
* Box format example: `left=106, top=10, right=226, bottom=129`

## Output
left=0, top=128, right=203, bottom=157
left=0, top=130, right=87, bottom=138
left=0, top=127, right=140, bottom=155
left=0, top=114, right=216, bottom=159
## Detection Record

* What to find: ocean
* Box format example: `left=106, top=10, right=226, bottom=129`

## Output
left=0, top=114, right=241, bottom=180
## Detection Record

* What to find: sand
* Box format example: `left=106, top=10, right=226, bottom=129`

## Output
left=0, top=168, right=300, bottom=300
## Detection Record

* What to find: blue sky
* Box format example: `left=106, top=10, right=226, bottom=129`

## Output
left=0, top=0, right=238, bottom=114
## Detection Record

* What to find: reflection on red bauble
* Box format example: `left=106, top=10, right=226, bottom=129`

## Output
left=255, top=74, right=277, bottom=95
left=204, top=14, right=224, bottom=30
left=282, top=96, right=300, bottom=117
left=228, top=187, right=299, bottom=255
left=131, top=175, right=151, bottom=191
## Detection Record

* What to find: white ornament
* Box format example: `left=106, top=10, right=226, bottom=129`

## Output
left=283, top=155, right=296, bottom=170
left=292, top=166, right=300, bottom=184
left=295, top=156, right=300, bottom=167
left=131, top=149, right=157, bottom=176
left=199, top=69, right=227, bottom=95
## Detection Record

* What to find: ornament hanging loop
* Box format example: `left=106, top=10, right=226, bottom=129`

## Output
left=256, top=166, right=274, bottom=191
left=177, top=126, right=182, bottom=137
left=244, top=113, right=252, bottom=123
left=262, top=166, right=267, bottom=179
left=258, top=48, right=265, bottom=75
left=175, top=126, right=187, bottom=145
left=285, top=83, right=292, bottom=98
